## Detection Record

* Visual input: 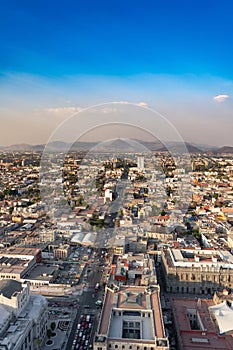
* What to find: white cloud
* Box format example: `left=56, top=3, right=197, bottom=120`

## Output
left=46, top=106, right=83, bottom=114
left=112, top=101, right=129, bottom=104
left=136, top=101, right=148, bottom=107
left=213, top=94, right=229, bottom=102
left=101, top=107, right=118, bottom=113
left=44, top=106, right=83, bottom=118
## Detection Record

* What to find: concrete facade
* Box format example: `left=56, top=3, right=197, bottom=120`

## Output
left=162, top=247, right=233, bottom=294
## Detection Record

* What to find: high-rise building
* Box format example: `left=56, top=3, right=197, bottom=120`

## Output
left=137, top=156, right=144, bottom=171
left=0, top=279, right=48, bottom=350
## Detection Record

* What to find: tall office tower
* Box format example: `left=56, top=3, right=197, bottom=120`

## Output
left=137, top=156, right=144, bottom=170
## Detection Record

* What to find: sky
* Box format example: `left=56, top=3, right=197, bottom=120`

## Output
left=0, top=0, right=233, bottom=146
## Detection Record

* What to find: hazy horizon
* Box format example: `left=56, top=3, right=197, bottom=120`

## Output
left=1, top=1, right=233, bottom=147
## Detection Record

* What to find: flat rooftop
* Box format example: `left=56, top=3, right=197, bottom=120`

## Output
left=98, top=286, right=165, bottom=342
left=0, top=279, right=23, bottom=298
left=0, top=294, right=47, bottom=349
left=166, top=247, right=233, bottom=269
left=0, top=256, right=31, bottom=276
left=0, top=247, right=40, bottom=257
left=172, top=298, right=233, bottom=350
left=24, top=264, right=58, bottom=282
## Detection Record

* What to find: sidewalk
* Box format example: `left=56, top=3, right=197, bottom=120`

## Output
left=41, top=308, right=78, bottom=350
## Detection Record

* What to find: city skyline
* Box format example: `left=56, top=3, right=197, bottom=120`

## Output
left=1, top=3, right=233, bottom=348
left=1, top=1, right=233, bottom=146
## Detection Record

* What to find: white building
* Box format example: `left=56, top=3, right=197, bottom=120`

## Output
left=137, top=156, right=144, bottom=171
left=0, top=279, right=48, bottom=350
left=209, top=301, right=233, bottom=334
left=104, top=188, right=113, bottom=204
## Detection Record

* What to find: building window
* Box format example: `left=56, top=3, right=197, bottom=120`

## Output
left=115, top=345, right=118, bottom=349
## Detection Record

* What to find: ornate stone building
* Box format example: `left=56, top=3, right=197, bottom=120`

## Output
left=161, top=247, right=233, bottom=295
left=94, top=285, right=169, bottom=350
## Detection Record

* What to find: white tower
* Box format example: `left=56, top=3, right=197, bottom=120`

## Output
left=137, top=156, right=144, bottom=170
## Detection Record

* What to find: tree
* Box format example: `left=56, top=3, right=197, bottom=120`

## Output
left=193, top=231, right=200, bottom=240
left=151, top=205, right=158, bottom=215
left=9, top=206, right=14, bottom=214
left=118, top=208, right=123, bottom=217
left=35, top=338, right=41, bottom=349
left=47, top=329, right=52, bottom=339
left=166, top=186, right=172, bottom=197
left=50, top=322, right=56, bottom=331
left=3, top=189, right=10, bottom=196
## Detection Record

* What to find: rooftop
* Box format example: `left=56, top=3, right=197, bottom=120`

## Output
left=172, top=298, right=233, bottom=350
left=209, top=301, right=233, bottom=334
left=0, top=279, right=23, bottom=299
left=98, top=286, right=166, bottom=342
left=166, top=247, right=233, bottom=269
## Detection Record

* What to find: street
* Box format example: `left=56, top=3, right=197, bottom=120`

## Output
left=65, top=260, right=104, bottom=350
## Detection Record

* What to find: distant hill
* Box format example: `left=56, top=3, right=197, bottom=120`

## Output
left=0, top=139, right=163, bottom=152
left=157, top=142, right=203, bottom=154
left=188, top=142, right=217, bottom=152
left=0, top=143, right=44, bottom=152
left=0, top=141, right=100, bottom=152
left=216, top=146, right=233, bottom=154
left=0, top=140, right=233, bottom=154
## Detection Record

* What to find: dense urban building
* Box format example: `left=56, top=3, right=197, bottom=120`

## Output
left=94, top=285, right=169, bottom=350
left=2, top=150, right=233, bottom=348
left=172, top=297, right=233, bottom=349
left=0, top=279, right=48, bottom=350
left=110, top=253, right=156, bottom=286
left=0, top=248, right=41, bottom=281
left=161, top=246, right=233, bottom=294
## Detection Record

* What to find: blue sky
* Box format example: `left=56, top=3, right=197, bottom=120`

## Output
left=1, top=0, right=233, bottom=145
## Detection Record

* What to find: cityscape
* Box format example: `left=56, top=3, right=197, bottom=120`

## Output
left=1, top=1, right=233, bottom=350
left=0, top=146, right=233, bottom=350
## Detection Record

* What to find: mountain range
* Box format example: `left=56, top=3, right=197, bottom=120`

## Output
left=0, top=140, right=233, bottom=154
